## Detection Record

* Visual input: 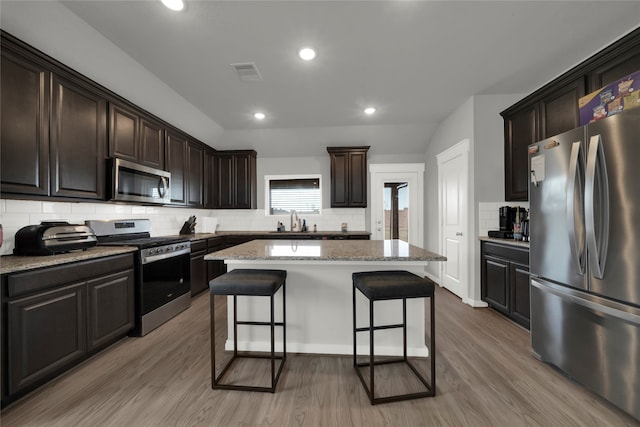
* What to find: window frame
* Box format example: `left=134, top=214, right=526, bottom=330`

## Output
left=264, top=174, right=322, bottom=216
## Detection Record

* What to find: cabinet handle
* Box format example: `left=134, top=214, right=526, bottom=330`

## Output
left=456, top=232, right=463, bottom=236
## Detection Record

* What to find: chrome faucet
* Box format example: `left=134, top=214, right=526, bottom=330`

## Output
left=290, top=210, right=298, bottom=231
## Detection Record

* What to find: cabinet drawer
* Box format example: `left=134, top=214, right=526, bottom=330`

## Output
left=481, top=242, right=529, bottom=264
left=191, top=240, right=207, bottom=253
left=6, top=254, right=135, bottom=298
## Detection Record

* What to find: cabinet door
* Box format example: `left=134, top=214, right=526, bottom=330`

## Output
left=50, top=74, right=106, bottom=200
left=349, top=151, right=367, bottom=207
left=187, top=141, right=204, bottom=207
left=540, top=77, right=586, bottom=139
left=587, top=45, right=640, bottom=91
left=6, top=283, right=87, bottom=395
left=203, top=149, right=217, bottom=209
left=504, top=105, right=537, bottom=201
left=166, top=131, right=187, bottom=205
left=139, top=117, right=165, bottom=169
left=329, top=152, right=349, bottom=207
left=216, top=153, right=234, bottom=209
left=510, top=261, right=531, bottom=329
left=0, top=49, right=50, bottom=196
left=483, top=254, right=510, bottom=315
left=87, top=269, right=134, bottom=351
left=190, top=251, right=208, bottom=296
left=108, top=102, right=138, bottom=162
left=234, top=153, right=256, bottom=209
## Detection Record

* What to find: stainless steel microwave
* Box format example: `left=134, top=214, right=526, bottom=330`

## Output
left=108, top=158, right=171, bottom=204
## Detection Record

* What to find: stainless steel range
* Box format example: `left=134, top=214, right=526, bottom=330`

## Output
left=87, top=219, right=191, bottom=336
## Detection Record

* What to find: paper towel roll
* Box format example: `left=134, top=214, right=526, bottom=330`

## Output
left=201, top=217, right=218, bottom=233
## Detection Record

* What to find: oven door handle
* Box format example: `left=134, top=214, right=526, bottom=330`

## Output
left=142, top=247, right=191, bottom=264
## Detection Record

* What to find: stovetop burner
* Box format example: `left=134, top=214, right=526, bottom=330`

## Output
left=100, top=236, right=189, bottom=249
left=86, top=219, right=189, bottom=249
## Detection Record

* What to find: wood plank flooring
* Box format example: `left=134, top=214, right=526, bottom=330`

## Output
left=2, top=286, right=638, bottom=426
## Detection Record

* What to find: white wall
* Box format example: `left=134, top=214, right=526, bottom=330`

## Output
left=424, top=97, right=474, bottom=284
left=423, top=94, right=526, bottom=305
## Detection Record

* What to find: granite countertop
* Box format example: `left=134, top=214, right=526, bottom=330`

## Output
left=0, top=246, right=138, bottom=275
left=205, top=239, right=446, bottom=262
left=479, top=236, right=530, bottom=248
left=186, top=230, right=371, bottom=241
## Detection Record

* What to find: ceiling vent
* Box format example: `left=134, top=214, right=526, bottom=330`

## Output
left=230, top=62, right=263, bottom=81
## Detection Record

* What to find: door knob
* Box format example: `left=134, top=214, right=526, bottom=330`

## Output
left=456, top=232, right=463, bottom=236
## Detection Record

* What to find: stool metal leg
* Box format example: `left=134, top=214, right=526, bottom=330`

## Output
left=353, top=288, right=436, bottom=404
left=211, top=283, right=286, bottom=393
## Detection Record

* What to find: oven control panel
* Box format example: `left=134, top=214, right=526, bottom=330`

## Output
left=141, top=241, right=191, bottom=264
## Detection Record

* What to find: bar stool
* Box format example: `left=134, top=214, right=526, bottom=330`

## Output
left=352, top=270, right=435, bottom=404
left=209, top=269, right=286, bottom=393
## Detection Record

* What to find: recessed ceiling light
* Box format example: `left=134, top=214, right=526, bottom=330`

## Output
left=298, top=47, right=317, bottom=61
left=254, top=112, right=266, bottom=120
left=161, top=0, right=184, bottom=11
left=364, top=107, right=376, bottom=115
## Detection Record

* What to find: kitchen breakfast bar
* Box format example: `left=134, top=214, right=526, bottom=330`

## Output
left=205, top=239, right=446, bottom=356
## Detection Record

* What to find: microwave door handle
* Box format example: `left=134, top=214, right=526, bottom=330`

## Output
left=585, top=134, right=610, bottom=279
left=158, top=177, right=168, bottom=199
left=566, top=141, right=586, bottom=275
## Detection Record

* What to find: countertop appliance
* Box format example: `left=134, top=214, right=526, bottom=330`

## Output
left=108, top=158, right=171, bottom=205
left=13, top=221, right=97, bottom=255
left=87, top=219, right=190, bottom=336
left=528, top=107, right=640, bottom=421
left=499, top=206, right=526, bottom=232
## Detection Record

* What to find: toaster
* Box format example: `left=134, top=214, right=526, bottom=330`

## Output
left=13, top=221, right=98, bottom=256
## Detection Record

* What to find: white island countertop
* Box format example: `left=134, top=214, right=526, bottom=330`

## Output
left=205, top=239, right=446, bottom=263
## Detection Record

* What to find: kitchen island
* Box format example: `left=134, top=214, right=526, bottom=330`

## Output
left=205, top=239, right=445, bottom=356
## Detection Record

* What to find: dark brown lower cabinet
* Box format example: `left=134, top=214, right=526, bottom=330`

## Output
left=1, top=253, right=134, bottom=406
left=481, top=240, right=530, bottom=329
left=190, top=240, right=208, bottom=296
left=6, top=283, right=87, bottom=396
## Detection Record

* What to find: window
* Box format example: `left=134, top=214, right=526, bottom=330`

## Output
left=265, top=175, right=321, bottom=215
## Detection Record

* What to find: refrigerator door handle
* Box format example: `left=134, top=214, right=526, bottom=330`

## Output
left=566, top=141, right=586, bottom=275
left=585, top=134, right=610, bottom=280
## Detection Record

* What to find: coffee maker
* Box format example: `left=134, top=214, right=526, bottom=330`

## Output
left=499, top=206, right=521, bottom=231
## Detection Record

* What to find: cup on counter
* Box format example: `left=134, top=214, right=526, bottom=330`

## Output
left=513, top=222, right=523, bottom=240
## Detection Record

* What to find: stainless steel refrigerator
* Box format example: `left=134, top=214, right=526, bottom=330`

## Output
left=528, top=107, right=640, bottom=421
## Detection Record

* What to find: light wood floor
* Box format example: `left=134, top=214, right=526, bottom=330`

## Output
left=2, top=286, right=638, bottom=426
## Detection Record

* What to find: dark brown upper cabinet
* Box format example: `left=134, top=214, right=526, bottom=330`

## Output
left=50, top=74, right=107, bottom=200
left=109, top=101, right=165, bottom=170
left=0, top=43, right=50, bottom=197
left=165, top=130, right=188, bottom=205
left=327, top=146, right=369, bottom=208
left=501, top=27, right=640, bottom=201
left=187, top=141, right=204, bottom=207
left=203, top=149, right=217, bottom=209
left=213, top=150, right=257, bottom=209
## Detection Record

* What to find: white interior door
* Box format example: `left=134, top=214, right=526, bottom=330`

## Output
left=369, top=164, right=424, bottom=247
left=437, top=140, right=469, bottom=301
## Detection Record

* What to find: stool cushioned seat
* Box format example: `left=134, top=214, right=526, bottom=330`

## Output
left=210, top=269, right=286, bottom=296
left=353, top=270, right=434, bottom=300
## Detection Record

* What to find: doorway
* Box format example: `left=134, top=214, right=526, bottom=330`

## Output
left=384, top=182, right=408, bottom=241
left=370, top=164, right=424, bottom=247
left=436, top=139, right=469, bottom=302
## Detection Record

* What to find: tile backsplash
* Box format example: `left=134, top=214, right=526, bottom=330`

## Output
left=0, top=199, right=365, bottom=256
left=478, top=201, right=529, bottom=237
